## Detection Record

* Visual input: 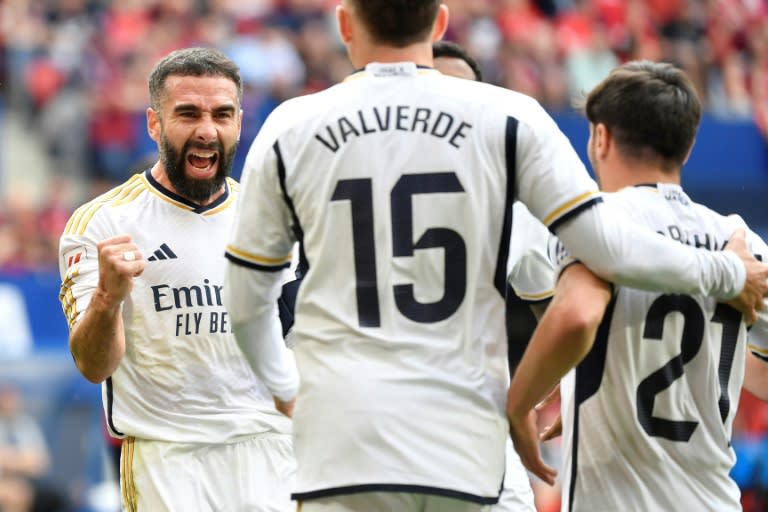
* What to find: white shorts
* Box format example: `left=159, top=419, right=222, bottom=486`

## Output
left=492, top=439, right=536, bottom=512
left=120, top=433, right=295, bottom=511
left=298, top=492, right=491, bottom=512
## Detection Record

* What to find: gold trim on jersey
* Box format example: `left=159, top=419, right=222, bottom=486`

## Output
left=121, top=437, right=138, bottom=512
left=517, top=289, right=554, bottom=301
left=543, top=190, right=599, bottom=227
left=141, top=173, right=197, bottom=211
left=203, top=178, right=239, bottom=216
left=141, top=174, right=237, bottom=215
left=65, top=175, right=146, bottom=236
left=59, top=268, right=80, bottom=329
left=749, top=344, right=768, bottom=356
left=225, top=245, right=293, bottom=266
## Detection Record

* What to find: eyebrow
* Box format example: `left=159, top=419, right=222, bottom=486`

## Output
left=173, top=104, right=237, bottom=114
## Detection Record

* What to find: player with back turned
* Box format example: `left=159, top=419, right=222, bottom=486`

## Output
left=432, top=38, right=546, bottom=512
left=223, top=2, right=768, bottom=511
left=507, top=60, right=768, bottom=511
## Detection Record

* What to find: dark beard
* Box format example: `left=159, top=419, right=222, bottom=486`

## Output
left=160, top=135, right=238, bottom=204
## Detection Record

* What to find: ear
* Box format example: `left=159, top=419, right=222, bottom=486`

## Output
left=147, top=107, right=161, bottom=144
left=431, top=4, right=449, bottom=42
left=337, top=4, right=353, bottom=45
left=593, top=123, right=611, bottom=160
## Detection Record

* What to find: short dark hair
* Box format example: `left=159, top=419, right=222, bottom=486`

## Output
left=585, top=60, right=701, bottom=169
left=148, top=47, right=242, bottom=111
left=349, top=0, right=441, bottom=48
left=432, top=40, right=483, bottom=81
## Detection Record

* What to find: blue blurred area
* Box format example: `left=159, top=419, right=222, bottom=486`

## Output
left=553, top=112, right=768, bottom=231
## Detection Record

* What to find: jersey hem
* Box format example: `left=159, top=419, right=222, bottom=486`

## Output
left=549, top=196, right=603, bottom=233
left=224, top=252, right=291, bottom=272
left=292, top=483, right=500, bottom=505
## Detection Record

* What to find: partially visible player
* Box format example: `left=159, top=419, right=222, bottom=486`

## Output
left=433, top=39, right=547, bottom=512
left=58, top=48, right=296, bottom=511
left=433, top=40, right=484, bottom=82
left=223, top=2, right=768, bottom=511
left=507, top=60, right=768, bottom=511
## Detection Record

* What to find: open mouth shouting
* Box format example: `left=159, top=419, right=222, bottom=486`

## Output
left=187, top=148, right=220, bottom=178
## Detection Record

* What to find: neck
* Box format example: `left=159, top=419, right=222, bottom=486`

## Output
left=600, top=161, right=681, bottom=193
left=351, top=40, right=434, bottom=70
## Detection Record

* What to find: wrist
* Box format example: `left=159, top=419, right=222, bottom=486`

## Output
left=507, top=395, right=530, bottom=423
left=91, top=288, right=124, bottom=314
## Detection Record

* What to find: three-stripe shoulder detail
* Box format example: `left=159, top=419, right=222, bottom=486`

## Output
left=59, top=267, right=80, bottom=329
left=64, top=175, right=146, bottom=236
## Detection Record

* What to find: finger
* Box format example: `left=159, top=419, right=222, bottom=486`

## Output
left=540, top=425, right=560, bottom=442
left=745, top=308, right=757, bottom=326
left=535, top=385, right=560, bottom=410
left=732, top=228, right=746, bottom=239
left=131, top=260, right=146, bottom=278
left=119, top=249, right=145, bottom=263
left=728, top=228, right=746, bottom=244
left=528, top=458, right=557, bottom=486
left=97, top=235, right=133, bottom=250
left=535, top=394, right=556, bottom=411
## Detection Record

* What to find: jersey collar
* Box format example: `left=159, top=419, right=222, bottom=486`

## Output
left=144, top=169, right=231, bottom=214
left=344, top=62, right=438, bottom=82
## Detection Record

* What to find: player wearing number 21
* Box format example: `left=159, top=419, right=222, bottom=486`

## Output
left=507, top=61, right=768, bottom=512
left=223, top=2, right=768, bottom=511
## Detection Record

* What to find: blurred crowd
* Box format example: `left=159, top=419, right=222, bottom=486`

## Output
left=1, top=1, right=768, bottom=510
left=1, top=0, right=768, bottom=271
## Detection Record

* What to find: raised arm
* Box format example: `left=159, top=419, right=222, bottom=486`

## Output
left=67, top=235, right=144, bottom=383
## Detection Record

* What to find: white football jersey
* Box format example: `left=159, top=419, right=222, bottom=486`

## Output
left=551, top=183, right=768, bottom=511
left=226, top=62, right=599, bottom=503
left=507, top=202, right=555, bottom=303
left=59, top=170, right=291, bottom=443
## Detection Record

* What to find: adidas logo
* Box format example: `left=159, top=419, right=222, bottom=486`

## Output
left=148, top=243, right=178, bottom=262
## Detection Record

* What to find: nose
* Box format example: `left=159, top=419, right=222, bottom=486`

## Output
left=195, top=114, right=218, bottom=143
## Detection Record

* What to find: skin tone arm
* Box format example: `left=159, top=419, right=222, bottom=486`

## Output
left=525, top=301, right=565, bottom=441
left=69, top=235, right=145, bottom=384
left=507, top=263, right=612, bottom=485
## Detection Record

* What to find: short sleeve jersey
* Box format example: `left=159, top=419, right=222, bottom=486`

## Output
left=59, top=171, right=291, bottom=443
left=550, top=183, right=768, bottom=511
left=226, top=62, right=599, bottom=503
left=507, top=202, right=556, bottom=303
